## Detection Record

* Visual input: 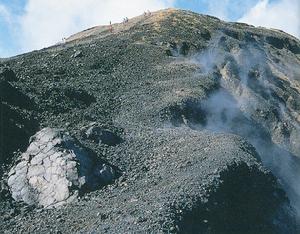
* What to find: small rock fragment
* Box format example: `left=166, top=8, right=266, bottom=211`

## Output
left=84, top=125, right=123, bottom=146
left=71, top=50, right=83, bottom=58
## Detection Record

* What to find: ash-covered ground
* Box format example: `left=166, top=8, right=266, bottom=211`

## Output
left=1, top=8, right=300, bottom=233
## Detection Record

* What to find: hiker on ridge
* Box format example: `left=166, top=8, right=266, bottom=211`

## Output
left=109, top=21, right=113, bottom=33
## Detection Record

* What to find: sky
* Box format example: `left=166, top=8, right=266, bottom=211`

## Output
left=0, top=0, right=299, bottom=58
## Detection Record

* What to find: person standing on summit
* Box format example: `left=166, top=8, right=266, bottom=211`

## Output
left=109, top=21, right=113, bottom=33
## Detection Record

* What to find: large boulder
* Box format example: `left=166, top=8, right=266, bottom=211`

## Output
left=7, top=128, right=118, bottom=208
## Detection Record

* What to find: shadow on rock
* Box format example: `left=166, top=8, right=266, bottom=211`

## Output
left=0, top=103, right=39, bottom=167
left=82, top=124, right=124, bottom=146
left=40, top=87, right=96, bottom=113
left=173, top=162, right=296, bottom=234
left=0, top=80, right=35, bottom=110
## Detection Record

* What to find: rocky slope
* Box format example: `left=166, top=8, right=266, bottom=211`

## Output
left=1, top=8, right=300, bottom=233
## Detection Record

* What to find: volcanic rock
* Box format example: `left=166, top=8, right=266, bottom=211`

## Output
left=7, top=128, right=117, bottom=208
left=1, top=8, right=300, bottom=234
left=83, top=124, right=123, bottom=146
left=0, top=79, right=34, bottom=109
left=0, top=67, right=17, bottom=82
left=71, top=50, right=83, bottom=58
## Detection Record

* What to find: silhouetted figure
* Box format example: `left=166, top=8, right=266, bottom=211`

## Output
left=123, top=17, right=129, bottom=24
left=109, top=21, right=113, bottom=33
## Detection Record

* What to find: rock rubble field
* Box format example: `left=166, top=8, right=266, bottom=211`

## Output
left=1, top=8, right=300, bottom=234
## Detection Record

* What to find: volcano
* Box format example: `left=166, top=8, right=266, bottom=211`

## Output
left=1, top=8, right=300, bottom=233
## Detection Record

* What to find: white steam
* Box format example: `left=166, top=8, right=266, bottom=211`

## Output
left=192, top=34, right=300, bottom=222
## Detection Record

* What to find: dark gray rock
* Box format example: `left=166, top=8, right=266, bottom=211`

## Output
left=84, top=125, right=123, bottom=146
left=0, top=67, right=17, bottom=82
left=0, top=79, right=34, bottom=109
left=1, top=8, right=299, bottom=234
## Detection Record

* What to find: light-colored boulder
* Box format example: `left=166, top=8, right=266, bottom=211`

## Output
left=8, top=128, right=117, bottom=208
